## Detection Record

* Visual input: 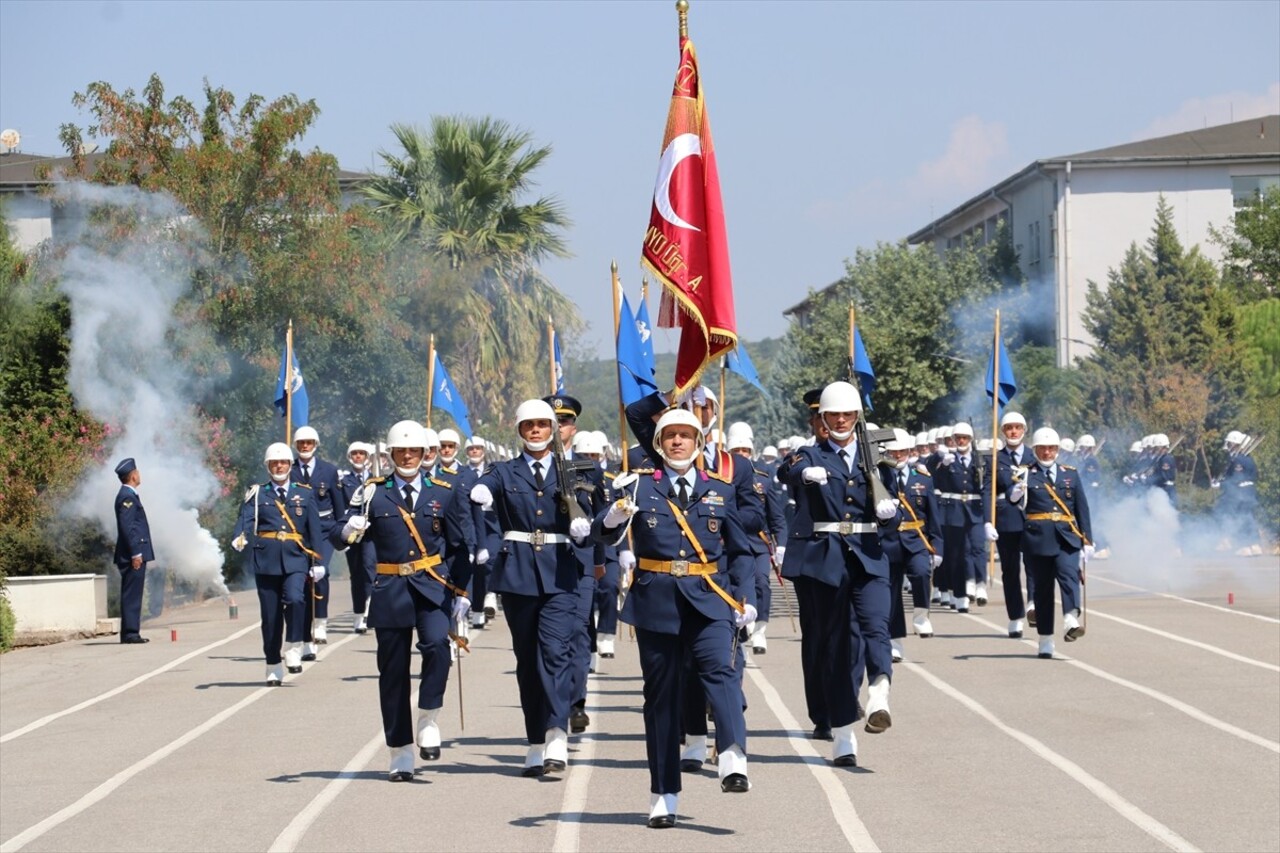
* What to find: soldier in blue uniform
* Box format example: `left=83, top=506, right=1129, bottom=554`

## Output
left=291, top=426, right=346, bottom=652
left=436, top=428, right=495, bottom=628
left=462, top=435, right=502, bottom=625
left=337, top=441, right=377, bottom=634
left=989, top=412, right=1035, bottom=635
left=231, top=443, right=325, bottom=684
left=1008, top=428, right=1093, bottom=659
left=878, top=430, right=942, bottom=656
left=469, top=399, right=596, bottom=777
left=726, top=424, right=787, bottom=655
left=779, top=382, right=899, bottom=767
left=594, top=408, right=757, bottom=828
left=1141, top=433, right=1178, bottom=507
left=575, top=430, right=624, bottom=661
left=332, top=421, right=472, bottom=781
left=113, top=457, right=154, bottom=644
left=1215, top=431, right=1262, bottom=556
left=932, top=422, right=992, bottom=612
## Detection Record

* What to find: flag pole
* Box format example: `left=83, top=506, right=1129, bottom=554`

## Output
left=988, top=310, right=1001, bottom=585
left=718, top=356, right=727, bottom=448
left=547, top=317, right=557, bottom=395
left=426, top=334, right=436, bottom=428
left=285, top=319, right=294, bottom=445
left=611, top=261, right=631, bottom=474
left=848, top=303, right=856, bottom=384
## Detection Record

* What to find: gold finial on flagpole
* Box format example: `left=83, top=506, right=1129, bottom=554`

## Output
left=676, top=0, right=688, bottom=38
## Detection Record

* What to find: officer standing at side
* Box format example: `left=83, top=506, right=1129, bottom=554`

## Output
left=113, top=458, right=154, bottom=644
left=231, top=443, right=325, bottom=684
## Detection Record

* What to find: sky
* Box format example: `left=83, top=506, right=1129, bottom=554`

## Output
left=2, top=0, right=1278, bottom=358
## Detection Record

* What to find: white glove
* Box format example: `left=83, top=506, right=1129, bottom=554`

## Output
left=569, top=517, right=592, bottom=542
left=930, top=553, right=943, bottom=569
left=1009, top=483, right=1026, bottom=503
left=875, top=498, right=898, bottom=520
left=941, top=451, right=956, bottom=465
left=469, top=484, right=494, bottom=509
left=452, top=596, right=471, bottom=622
left=341, top=515, right=369, bottom=540
left=604, top=498, right=638, bottom=528
left=772, top=545, right=786, bottom=567
left=1082, top=544, right=1096, bottom=561
left=310, top=565, right=326, bottom=581
left=475, top=548, right=489, bottom=566
left=735, top=603, right=758, bottom=629
left=1210, top=479, right=1221, bottom=489
left=618, top=549, right=637, bottom=572
left=1122, top=474, right=1135, bottom=486
left=231, top=533, right=247, bottom=553
left=802, top=466, right=828, bottom=485
left=984, top=522, right=999, bottom=542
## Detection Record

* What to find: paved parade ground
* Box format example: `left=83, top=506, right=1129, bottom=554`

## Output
left=2, top=558, right=1278, bottom=853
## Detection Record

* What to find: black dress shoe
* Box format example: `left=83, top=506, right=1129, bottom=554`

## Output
left=647, top=814, right=676, bottom=829
left=1027, top=610, right=1037, bottom=628
left=543, top=758, right=566, bottom=773
left=301, top=652, right=317, bottom=662
left=1064, top=625, right=1085, bottom=642
left=680, top=759, right=703, bottom=774
left=720, top=773, right=749, bottom=793
left=121, top=635, right=149, bottom=644
left=865, top=710, right=891, bottom=734
left=521, top=765, right=545, bottom=778
left=833, top=753, right=858, bottom=767
left=419, top=746, right=440, bottom=761
left=354, top=627, right=367, bottom=635
left=287, top=665, right=302, bottom=674
left=1009, top=630, right=1023, bottom=638
left=389, top=770, right=413, bottom=783
left=266, top=679, right=282, bottom=687
left=812, top=725, right=833, bottom=741
left=1038, top=652, right=1053, bottom=659
left=569, top=706, right=590, bottom=734
left=956, top=606, right=970, bottom=614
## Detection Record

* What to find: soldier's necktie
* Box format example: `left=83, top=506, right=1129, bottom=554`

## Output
left=301, top=464, right=311, bottom=484
left=900, top=471, right=908, bottom=491
left=676, top=478, right=690, bottom=507
left=839, top=449, right=851, bottom=471
left=403, top=483, right=415, bottom=510
left=533, top=461, right=545, bottom=490
left=276, top=487, right=287, bottom=503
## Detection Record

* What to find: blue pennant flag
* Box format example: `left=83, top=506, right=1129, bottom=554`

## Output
left=550, top=326, right=565, bottom=394
left=634, top=295, right=656, bottom=379
left=726, top=343, right=768, bottom=397
left=432, top=351, right=473, bottom=438
left=274, top=341, right=309, bottom=427
left=617, top=292, right=659, bottom=406
left=985, top=333, right=1017, bottom=408
left=851, top=327, right=876, bottom=411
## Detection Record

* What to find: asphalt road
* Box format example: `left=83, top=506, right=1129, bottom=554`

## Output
left=2, top=555, right=1277, bottom=853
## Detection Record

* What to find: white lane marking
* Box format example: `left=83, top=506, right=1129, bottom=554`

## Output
left=1090, top=575, right=1280, bottom=624
left=745, top=663, right=880, bottom=853
left=964, top=613, right=1280, bottom=755
left=0, top=631, right=362, bottom=853
left=1088, top=609, right=1280, bottom=672
left=0, top=621, right=264, bottom=744
left=904, top=660, right=1201, bottom=853
left=268, top=729, right=384, bottom=853
left=551, top=693, right=599, bottom=853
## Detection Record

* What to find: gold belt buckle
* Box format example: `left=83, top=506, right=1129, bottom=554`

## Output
left=398, top=563, right=416, bottom=576
left=531, top=530, right=545, bottom=547
left=838, top=521, right=855, bottom=535
left=670, top=560, right=690, bottom=578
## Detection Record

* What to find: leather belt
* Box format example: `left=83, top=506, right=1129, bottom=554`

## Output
left=503, top=530, right=570, bottom=546
left=259, top=531, right=304, bottom=542
left=1238, top=481, right=1255, bottom=487
left=376, top=553, right=444, bottom=576
left=813, top=521, right=876, bottom=534
left=937, top=492, right=982, bottom=501
left=637, top=557, right=717, bottom=578
left=1027, top=512, right=1075, bottom=523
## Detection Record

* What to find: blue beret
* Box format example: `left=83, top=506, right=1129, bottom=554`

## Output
left=114, top=457, right=137, bottom=477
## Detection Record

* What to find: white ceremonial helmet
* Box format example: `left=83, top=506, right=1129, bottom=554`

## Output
left=1223, top=430, right=1246, bottom=449
left=653, top=407, right=706, bottom=466
left=1031, top=427, right=1060, bottom=448
left=514, top=399, right=556, bottom=428
left=885, top=428, right=915, bottom=452
left=1077, top=434, right=1096, bottom=448
left=1129, top=441, right=1143, bottom=453
left=572, top=430, right=605, bottom=456
left=421, top=428, right=441, bottom=450
left=1000, top=411, right=1026, bottom=428
left=953, top=422, right=974, bottom=438
left=1152, top=433, right=1170, bottom=448
left=761, top=445, right=778, bottom=460
left=818, top=381, right=863, bottom=414
left=1059, top=437, right=1076, bottom=453
left=264, top=442, right=293, bottom=463
left=726, top=423, right=754, bottom=452
left=293, top=425, right=319, bottom=446
left=437, top=428, right=461, bottom=446
left=387, top=420, right=429, bottom=449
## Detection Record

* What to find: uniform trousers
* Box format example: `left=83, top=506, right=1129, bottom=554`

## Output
left=117, top=561, right=146, bottom=639
left=996, top=532, right=1033, bottom=620
left=888, top=551, right=932, bottom=638
left=637, top=598, right=746, bottom=795
left=468, top=560, right=491, bottom=614
left=255, top=572, right=306, bottom=663
left=944, top=522, right=986, bottom=594
left=570, top=573, right=597, bottom=707
left=752, top=553, right=772, bottom=622
left=1025, top=551, right=1082, bottom=636
left=374, top=585, right=452, bottom=747
left=502, top=590, right=577, bottom=743
left=346, top=543, right=375, bottom=617
left=594, top=561, right=620, bottom=636
left=308, top=539, right=336, bottom=623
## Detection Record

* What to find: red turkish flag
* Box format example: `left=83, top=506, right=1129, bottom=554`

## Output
left=641, top=33, right=736, bottom=396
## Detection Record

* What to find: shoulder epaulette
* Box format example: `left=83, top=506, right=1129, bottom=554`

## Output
left=429, top=477, right=453, bottom=489
left=1062, top=465, right=1077, bottom=471
left=633, top=467, right=656, bottom=475
left=752, top=467, right=769, bottom=477
left=705, top=469, right=731, bottom=484
left=244, top=484, right=261, bottom=503
left=604, top=470, right=617, bottom=481
left=294, top=482, right=313, bottom=490
left=917, top=470, right=932, bottom=478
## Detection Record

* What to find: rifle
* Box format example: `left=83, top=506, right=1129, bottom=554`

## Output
left=550, top=426, right=596, bottom=524
left=855, top=419, right=897, bottom=506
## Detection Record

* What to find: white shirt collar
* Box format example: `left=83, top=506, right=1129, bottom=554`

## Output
left=394, top=471, right=422, bottom=490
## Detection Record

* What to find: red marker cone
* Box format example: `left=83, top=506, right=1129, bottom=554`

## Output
left=170, top=628, right=178, bottom=642
left=1228, top=592, right=1235, bottom=605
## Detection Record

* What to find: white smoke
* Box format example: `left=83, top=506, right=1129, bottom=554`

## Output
left=55, top=183, right=228, bottom=596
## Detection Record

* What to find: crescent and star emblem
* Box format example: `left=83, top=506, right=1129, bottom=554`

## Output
left=653, top=132, right=702, bottom=232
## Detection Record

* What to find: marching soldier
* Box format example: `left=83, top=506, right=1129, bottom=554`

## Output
left=337, top=441, right=376, bottom=634
left=468, top=399, right=596, bottom=777
left=593, top=408, right=757, bottom=828
left=1008, top=428, right=1093, bottom=659
left=575, top=430, right=624, bottom=660
left=726, top=424, right=787, bottom=655
left=990, top=412, right=1035, bottom=635
left=290, top=426, right=346, bottom=652
left=933, top=422, right=991, bottom=612
left=231, top=443, right=325, bottom=685
left=333, top=421, right=473, bottom=781
left=1216, top=431, right=1262, bottom=556
left=462, top=436, right=501, bottom=625
left=879, top=429, right=942, bottom=655
left=779, top=381, right=899, bottom=766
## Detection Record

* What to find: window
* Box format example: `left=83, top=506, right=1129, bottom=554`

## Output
left=1048, top=212, right=1057, bottom=259
left=1027, top=221, right=1041, bottom=267
left=1232, top=175, right=1280, bottom=207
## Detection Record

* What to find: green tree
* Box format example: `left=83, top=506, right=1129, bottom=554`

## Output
left=1210, top=184, right=1280, bottom=302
